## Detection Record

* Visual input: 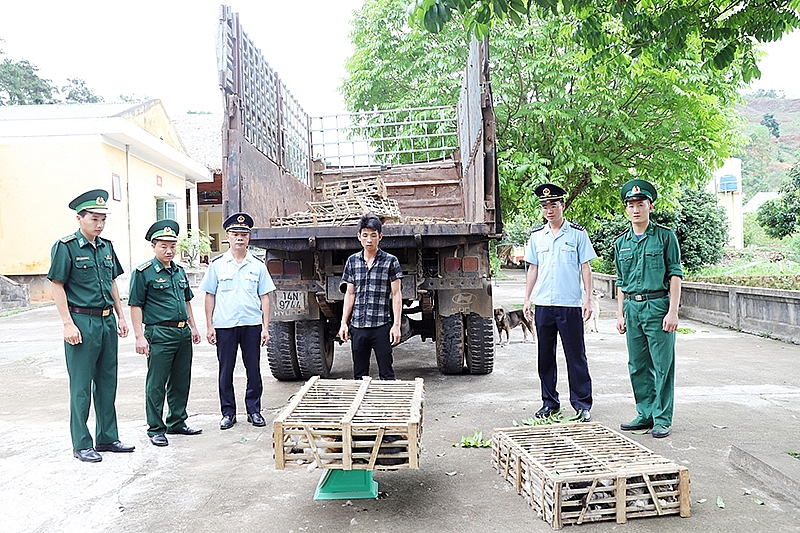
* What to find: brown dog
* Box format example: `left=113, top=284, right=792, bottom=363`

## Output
left=494, top=308, right=534, bottom=344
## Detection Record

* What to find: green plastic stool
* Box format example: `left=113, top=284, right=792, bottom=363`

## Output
left=314, top=469, right=378, bottom=500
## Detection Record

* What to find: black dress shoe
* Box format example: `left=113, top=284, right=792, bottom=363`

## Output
left=73, top=448, right=102, bottom=463
left=535, top=405, right=560, bottom=418
left=220, top=415, right=237, bottom=430
left=575, top=409, right=591, bottom=422
left=95, top=440, right=135, bottom=453
left=247, top=412, right=266, bottom=427
left=167, top=426, right=203, bottom=436
left=150, top=433, right=169, bottom=447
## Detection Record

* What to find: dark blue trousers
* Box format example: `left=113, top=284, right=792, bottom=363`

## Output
left=215, top=325, right=263, bottom=416
left=350, top=324, right=395, bottom=380
left=534, top=306, right=592, bottom=411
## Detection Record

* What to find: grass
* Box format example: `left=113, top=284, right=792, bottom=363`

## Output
left=695, top=259, right=800, bottom=277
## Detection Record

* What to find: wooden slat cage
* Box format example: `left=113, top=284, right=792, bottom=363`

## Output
left=492, top=423, right=690, bottom=529
left=273, top=376, right=424, bottom=471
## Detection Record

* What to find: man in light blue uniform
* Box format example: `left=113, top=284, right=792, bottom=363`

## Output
left=523, top=183, right=597, bottom=421
left=200, top=212, right=276, bottom=430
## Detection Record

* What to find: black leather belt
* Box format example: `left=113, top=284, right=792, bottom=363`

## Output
left=69, top=306, right=112, bottom=317
left=153, top=321, right=188, bottom=328
left=626, top=290, right=669, bottom=302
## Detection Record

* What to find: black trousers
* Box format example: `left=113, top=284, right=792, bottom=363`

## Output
left=215, top=325, right=263, bottom=416
left=534, top=306, right=592, bottom=411
left=350, top=324, right=395, bottom=380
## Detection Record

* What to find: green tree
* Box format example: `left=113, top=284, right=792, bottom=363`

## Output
left=177, top=230, right=213, bottom=267
left=655, top=188, right=729, bottom=274
left=344, top=0, right=745, bottom=227
left=408, top=0, right=800, bottom=81
left=756, top=163, right=800, bottom=238
left=0, top=57, right=57, bottom=105
left=61, top=77, right=103, bottom=104
left=760, top=112, right=780, bottom=138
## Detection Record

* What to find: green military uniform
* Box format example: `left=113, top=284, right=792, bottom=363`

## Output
left=128, top=220, right=196, bottom=437
left=614, top=180, right=683, bottom=429
left=47, top=192, right=124, bottom=451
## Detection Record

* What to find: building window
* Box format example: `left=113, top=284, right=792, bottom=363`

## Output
left=156, top=198, right=178, bottom=221
left=111, top=173, right=122, bottom=201
left=210, top=233, right=219, bottom=252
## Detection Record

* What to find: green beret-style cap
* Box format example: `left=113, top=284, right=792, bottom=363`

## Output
left=68, top=189, right=109, bottom=213
left=146, top=219, right=180, bottom=241
left=620, top=179, right=657, bottom=203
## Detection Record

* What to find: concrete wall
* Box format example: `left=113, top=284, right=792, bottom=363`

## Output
left=0, top=275, right=30, bottom=310
left=593, top=273, right=800, bottom=344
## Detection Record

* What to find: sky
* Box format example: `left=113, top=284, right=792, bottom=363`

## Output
left=0, top=0, right=365, bottom=117
left=0, top=1, right=798, bottom=120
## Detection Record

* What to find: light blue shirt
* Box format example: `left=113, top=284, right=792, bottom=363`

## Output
left=199, top=250, right=276, bottom=328
left=524, top=220, right=597, bottom=307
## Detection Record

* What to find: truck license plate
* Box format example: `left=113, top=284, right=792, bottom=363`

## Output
left=273, top=291, right=307, bottom=316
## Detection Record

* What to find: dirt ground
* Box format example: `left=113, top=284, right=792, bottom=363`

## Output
left=1, top=270, right=799, bottom=533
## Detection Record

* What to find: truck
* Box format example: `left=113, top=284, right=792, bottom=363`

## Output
left=217, top=6, right=502, bottom=380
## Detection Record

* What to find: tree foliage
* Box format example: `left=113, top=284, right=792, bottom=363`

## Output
left=408, top=0, right=800, bottom=82
left=760, top=112, right=780, bottom=138
left=757, top=163, right=800, bottom=239
left=0, top=57, right=57, bottom=105
left=0, top=49, right=103, bottom=105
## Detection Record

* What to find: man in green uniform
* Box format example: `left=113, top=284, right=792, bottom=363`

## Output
left=48, top=189, right=134, bottom=463
left=614, top=179, right=683, bottom=438
left=129, top=220, right=202, bottom=447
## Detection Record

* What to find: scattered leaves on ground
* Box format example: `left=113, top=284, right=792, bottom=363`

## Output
left=453, top=430, right=492, bottom=448
left=717, top=496, right=725, bottom=509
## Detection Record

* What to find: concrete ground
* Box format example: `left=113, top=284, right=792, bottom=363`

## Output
left=1, top=269, right=799, bottom=533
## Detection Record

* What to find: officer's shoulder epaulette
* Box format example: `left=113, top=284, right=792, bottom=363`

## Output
left=59, top=234, right=77, bottom=243
left=210, top=254, right=224, bottom=263
left=531, top=224, right=545, bottom=233
left=569, top=222, right=586, bottom=232
left=136, top=261, right=153, bottom=272
left=613, top=229, right=629, bottom=243
left=655, top=222, right=673, bottom=230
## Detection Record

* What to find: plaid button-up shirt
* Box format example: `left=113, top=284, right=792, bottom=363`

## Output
left=342, top=248, right=403, bottom=328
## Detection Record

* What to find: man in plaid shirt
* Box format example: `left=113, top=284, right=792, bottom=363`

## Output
left=338, top=214, right=404, bottom=380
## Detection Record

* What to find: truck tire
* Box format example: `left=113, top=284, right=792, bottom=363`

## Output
left=465, top=313, right=494, bottom=375
left=267, top=322, right=301, bottom=381
left=295, top=318, right=334, bottom=378
left=435, top=313, right=465, bottom=374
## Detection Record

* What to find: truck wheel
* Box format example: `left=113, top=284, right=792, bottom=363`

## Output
left=266, top=322, right=301, bottom=381
left=435, top=313, right=464, bottom=374
left=465, top=313, right=494, bottom=375
left=295, top=318, right=334, bottom=378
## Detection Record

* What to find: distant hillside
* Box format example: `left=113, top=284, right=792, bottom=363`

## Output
left=735, top=97, right=800, bottom=200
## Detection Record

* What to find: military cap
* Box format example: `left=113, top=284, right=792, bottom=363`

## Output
left=534, top=183, right=567, bottom=204
left=146, top=219, right=180, bottom=242
left=68, top=189, right=109, bottom=214
left=620, top=179, right=658, bottom=203
left=223, top=212, right=254, bottom=233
